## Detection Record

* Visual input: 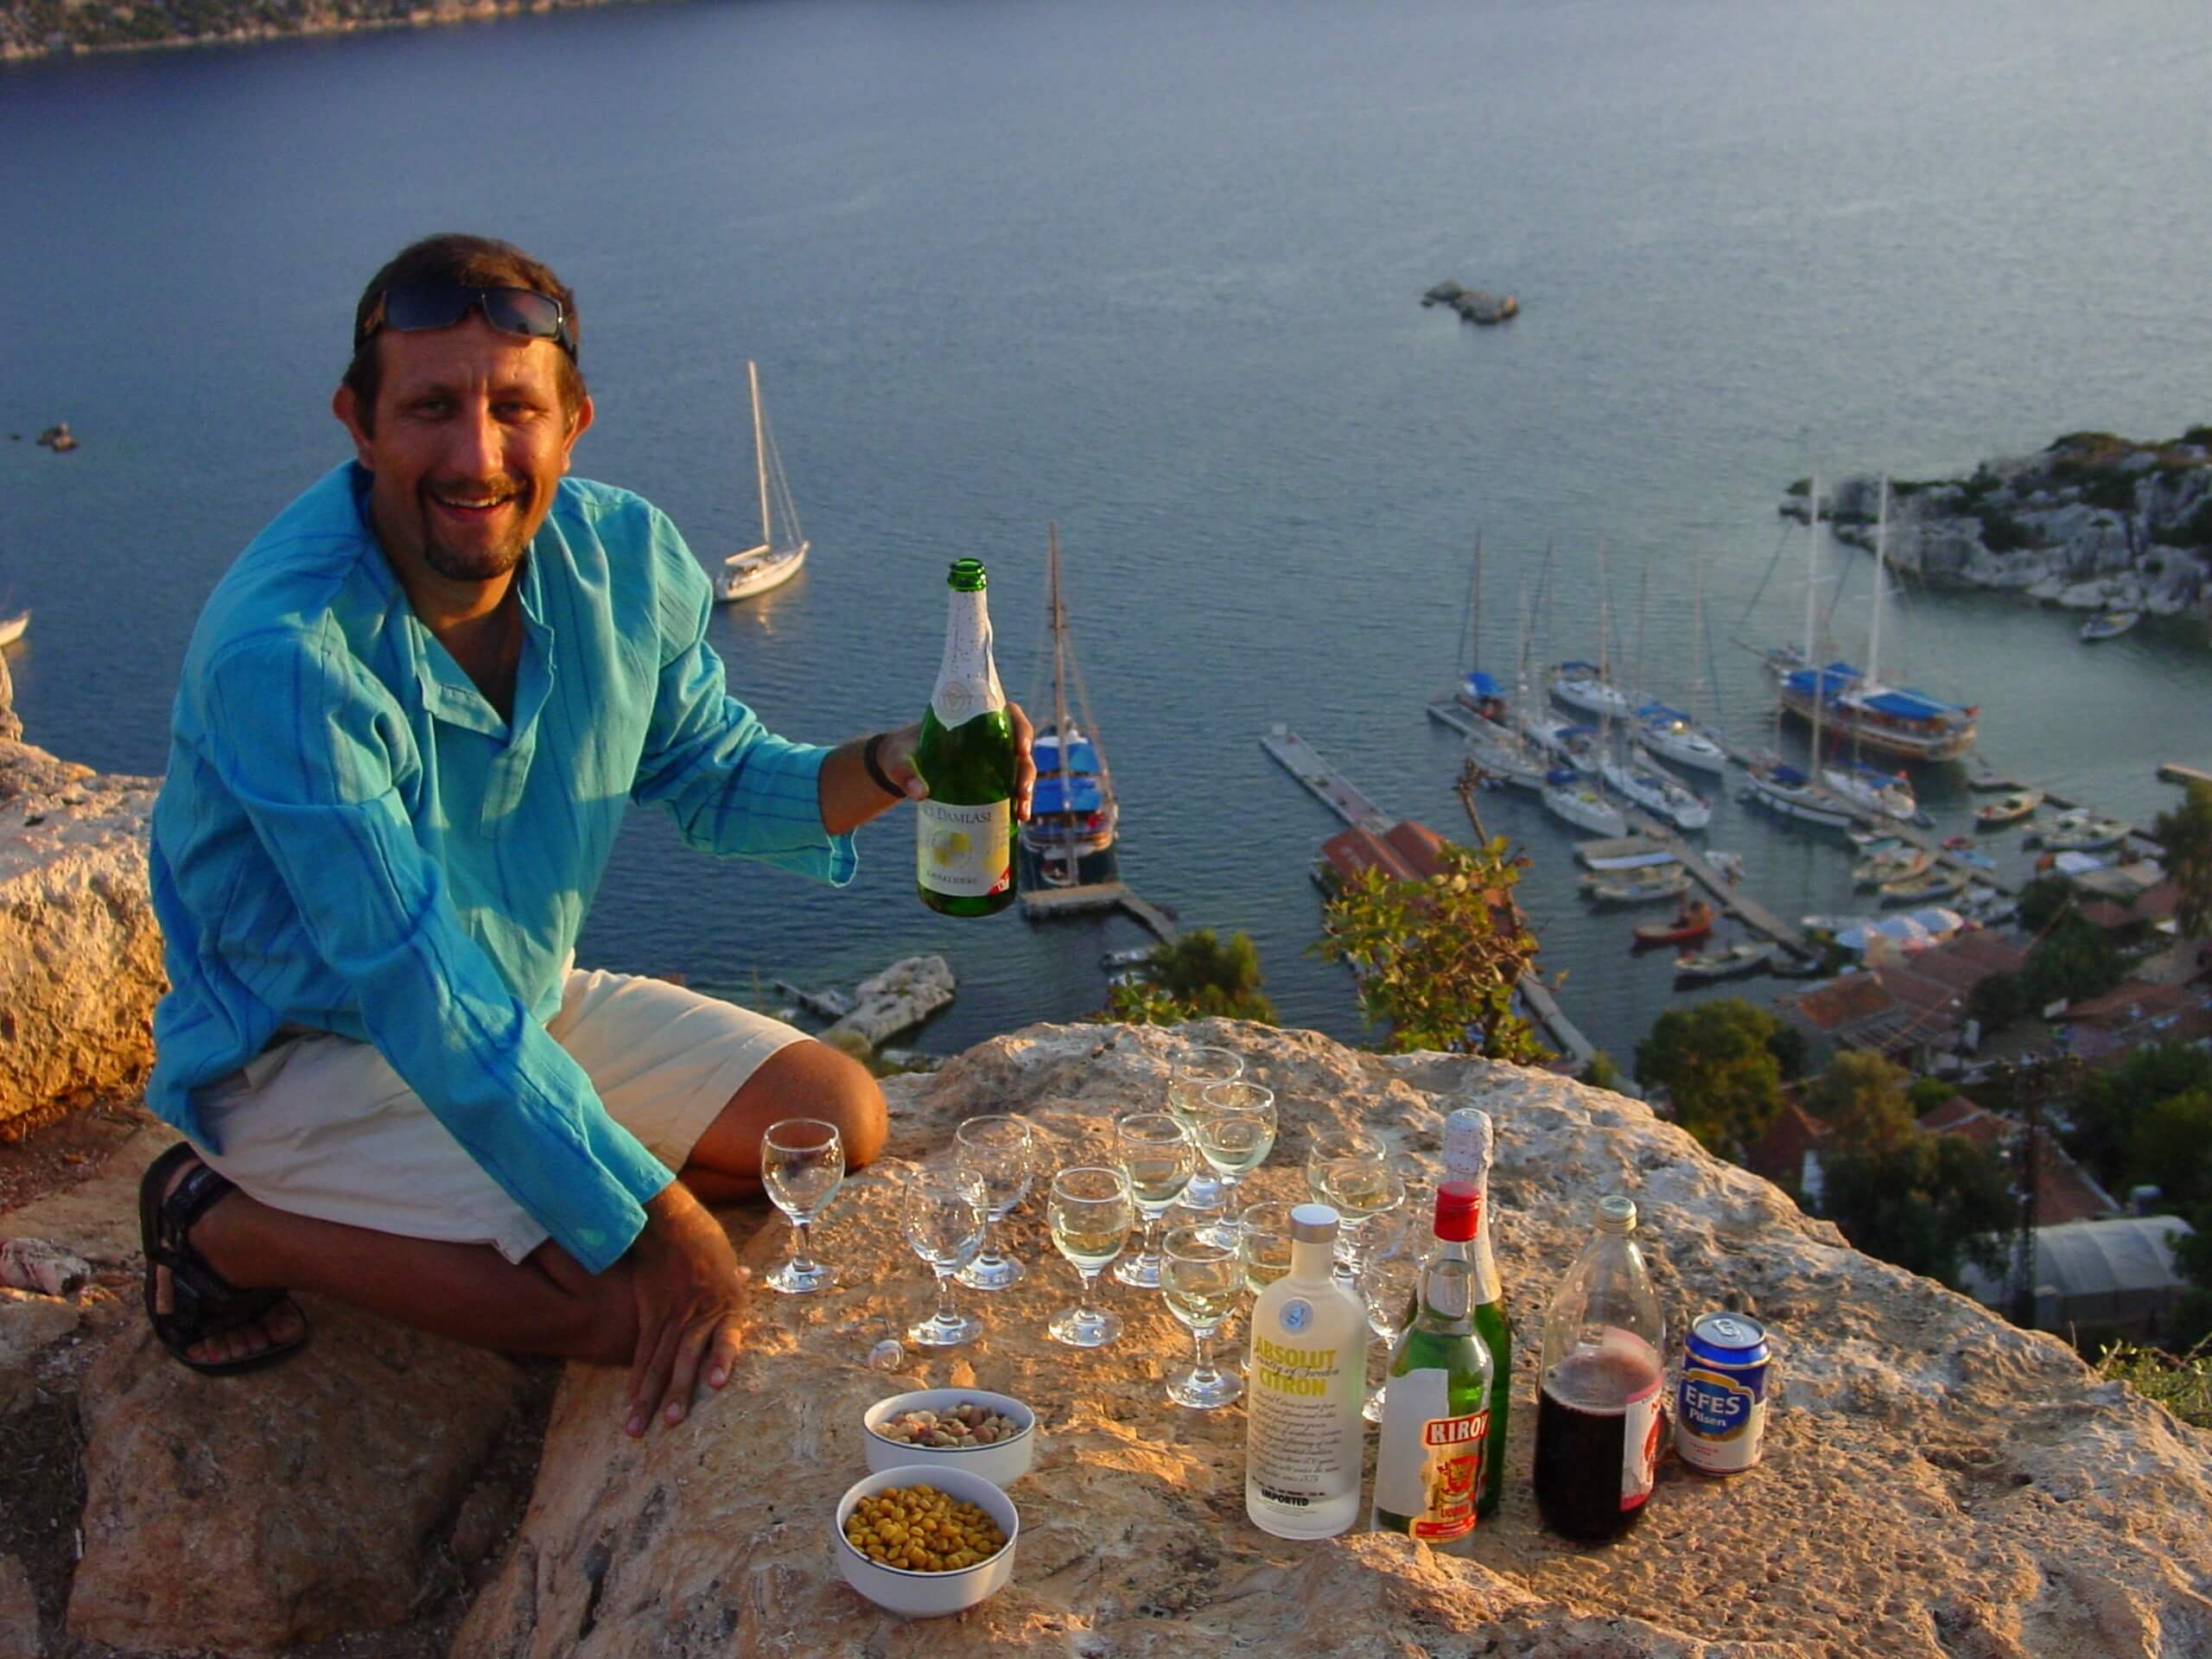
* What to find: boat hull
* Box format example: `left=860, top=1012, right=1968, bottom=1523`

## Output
left=1018, top=836, right=1119, bottom=893
left=717, top=543, right=808, bottom=602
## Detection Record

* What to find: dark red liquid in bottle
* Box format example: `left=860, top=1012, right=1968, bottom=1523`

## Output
left=1533, top=1345, right=1664, bottom=1542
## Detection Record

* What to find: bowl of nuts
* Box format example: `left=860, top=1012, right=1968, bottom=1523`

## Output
left=833, top=1466, right=1019, bottom=1618
left=861, top=1389, right=1037, bottom=1486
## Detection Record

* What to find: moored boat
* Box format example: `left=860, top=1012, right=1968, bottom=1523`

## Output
left=1542, top=768, right=1627, bottom=837
left=1019, top=527, right=1119, bottom=890
left=1632, top=900, right=1713, bottom=947
left=1744, top=760, right=1856, bottom=830
left=1821, top=760, right=1916, bottom=821
left=1580, top=869, right=1691, bottom=906
left=1548, top=660, right=1631, bottom=719
left=2080, top=609, right=2141, bottom=642
left=1764, top=651, right=1980, bottom=762
left=1634, top=703, right=1728, bottom=774
left=1879, top=868, right=1968, bottom=906
left=716, top=362, right=810, bottom=602
left=1675, top=941, right=1775, bottom=982
left=1599, top=747, right=1711, bottom=831
left=1854, top=847, right=1932, bottom=888
left=1975, top=789, right=2042, bottom=828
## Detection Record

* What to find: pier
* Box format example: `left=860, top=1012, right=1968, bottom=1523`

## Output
left=2158, top=761, right=2212, bottom=791
left=1019, top=880, right=1179, bottom=943
left=1266, top=724, right=1599, bottom=1069
left=1616, top=808, right=1812, bottom=957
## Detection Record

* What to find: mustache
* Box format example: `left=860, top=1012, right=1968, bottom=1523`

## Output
left=421, top=475, right=529, bottom=500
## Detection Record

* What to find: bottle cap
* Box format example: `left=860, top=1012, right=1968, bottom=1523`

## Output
left=946, top=557, right=988, bottom=592
left=1444, top=1107, right=1494, bottom=1182
left=1596, top=1193, right=1637, bottom=1234
left=1433, top=1179, right=1479, bottom=1242
left=1290, top=1202, right=1340, bottom=1243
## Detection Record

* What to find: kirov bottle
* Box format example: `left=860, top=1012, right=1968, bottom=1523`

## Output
left=1445, top=1108, right=1512, bottom=1517
left=1532, top=1194, right=1668, bottom=1542
left=1371, top=1180, right=1492, bottom=1551
left=1246, top=1203, right=1369, bottom=1540
left=913, top=558, right=1016, bottom=917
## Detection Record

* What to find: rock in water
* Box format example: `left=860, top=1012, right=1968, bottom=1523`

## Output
left=824, top=953, right=956, bottom=1049
left=456, top=1020, right=2212, bottom=1659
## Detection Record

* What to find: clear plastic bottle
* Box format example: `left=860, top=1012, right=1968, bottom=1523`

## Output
left=1531, top=1194, right=1667, bottom=1542
left=1246, top=1203, right=1369, bottom=1539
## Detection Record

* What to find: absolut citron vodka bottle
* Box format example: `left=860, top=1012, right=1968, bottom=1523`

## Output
left=914, top=558, right=1016, bottom=917
left=1246, top=1204, right=1369, bottom=1539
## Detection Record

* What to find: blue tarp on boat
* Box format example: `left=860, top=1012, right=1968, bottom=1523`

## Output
left=1033, top=770, right=1106, bottom=817
left=1637, top=703, right=1693, bottom=723
left=1769, top=765, right=1810, bottom=786
left=1464, top=671, right=1503, bottom=700
left=1863, top=688, right=1966, bottom=719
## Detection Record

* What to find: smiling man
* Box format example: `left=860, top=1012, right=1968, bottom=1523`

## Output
left=139, top=234, right=1032, bottom=1434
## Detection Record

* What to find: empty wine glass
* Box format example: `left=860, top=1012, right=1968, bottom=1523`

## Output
left=1046, top=1166, right=1134, bottom=1348
left=1357, top=1209, right=1424, bottom=1422
left=954, top=1115, right=1035, bottom=1291
left=901, top=1166, right=988, bottom=1347
left=1166, top=1046, right=1243, bottom=1210
left=1113, top=1111, right=1198, bottom=1287
left=1160, top=1224, right=1243, bottom=1409
left=1236, top=1199, right=1297, bottom=1296
left=760, top=1117, right=843, bottom=1294
left=1192, top=1081, right=1276, bottom=1247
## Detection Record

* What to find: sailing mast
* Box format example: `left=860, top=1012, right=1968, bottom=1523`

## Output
left=749, top=362, right=771, bottom=549
left=1867, top=475, right=1888, bottom=687
left=1047, top=523, right=1072, bottom=801
left=1805, top=472, right=1826, bottom=766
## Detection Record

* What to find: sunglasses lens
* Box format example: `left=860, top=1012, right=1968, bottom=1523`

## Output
left=372, top=283, right=570, bottom=355
left=380, top=283, right=475, bottom=334
left=478, top=288, right=566, bottom=342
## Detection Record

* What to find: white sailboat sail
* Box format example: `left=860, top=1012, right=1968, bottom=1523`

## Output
left=717, top=361, right=810, bottom=602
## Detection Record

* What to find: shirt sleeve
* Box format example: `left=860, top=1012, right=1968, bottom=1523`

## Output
left=200, top=629, right=671, bottom=1274
left=628, top=512, right=859, bottom=884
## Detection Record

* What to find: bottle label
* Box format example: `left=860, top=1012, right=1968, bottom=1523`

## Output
left=917, top=798, right=1012, bottom=897
left=1373, top=1366, right=1485, bottom=1541
left=1248, top=1334, right=1353, bottom=1509
left=1619, top=1371, right=1662, bottom=1512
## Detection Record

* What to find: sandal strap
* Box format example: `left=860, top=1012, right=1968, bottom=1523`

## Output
left=146, top=1153, right=286, bottom=1332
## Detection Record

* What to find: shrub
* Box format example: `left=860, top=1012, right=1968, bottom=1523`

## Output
left=2095, top=1334, right=2212, bottom=1430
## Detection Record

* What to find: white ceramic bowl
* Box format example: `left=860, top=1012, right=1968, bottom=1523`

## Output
left=832, top=1464, right=1020, bottom=1619
left=861, top=1388, right=1038, bottom=1486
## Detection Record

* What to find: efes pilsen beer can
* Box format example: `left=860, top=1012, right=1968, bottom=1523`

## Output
left=1674, top=1312, right=1771, bottom=1475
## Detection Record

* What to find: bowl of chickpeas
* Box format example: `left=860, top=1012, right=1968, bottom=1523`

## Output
left=833, top=1466, right=1020, bottom=1618
left=861, top=1389, right=1038, bottom=1486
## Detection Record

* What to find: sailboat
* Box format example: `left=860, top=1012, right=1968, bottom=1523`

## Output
left=1018, top=525, right=1118, bottom=890
left=1635, top=552, right=1727, bottom=773
left=716, top=361, right=810, bottom=603
left=1600, top=557, right=1711, bottom=830
left=1426, top=536, right=1547, bottom=791
left=1745, top=473, right=1857, bottom=830
left=1819, top=480, right=1918, bottom=820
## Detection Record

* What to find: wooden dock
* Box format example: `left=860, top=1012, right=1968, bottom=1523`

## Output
left=2158, top=762, right=2212, bottom=791
left=1019, top=880, right=1179, bottom=942
left=1618, top=809, right=1812, bottom=957
left=1261, top=724, right=1393, bottom=835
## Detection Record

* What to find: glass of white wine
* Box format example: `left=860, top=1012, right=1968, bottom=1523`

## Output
left=901, top=1166, right=988, bottom=1347
left=1160, top=1224, right=1243, bottom=1409
left=1307, top=1130, right=1406, bottom=1284
left=953, top=1115, right=1034, bottom=1291
left=1193, top=1080, right=1276, bottom=1247
left=1236, top=1199, right=1296, bottom=1296
left=1046, top=1166, right=1134, bottom=1348
left=760, top=1117, right=843, bottom=1294
left=1112, top=1111, right=1197, bottom=1288
left=1166, top=1046, right=1243, bottom=1211
left=1357, top=1208, right=1423, bottom=1422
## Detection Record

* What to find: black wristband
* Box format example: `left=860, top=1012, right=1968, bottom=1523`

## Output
left=862, top=731, right=906, bottom=800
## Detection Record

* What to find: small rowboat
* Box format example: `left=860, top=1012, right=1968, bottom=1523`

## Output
left=1632, top=902, right=1714, bottom=948
left=1675, top=941, right=1775, bottom=982
left=1879, top=868, right=1968, bottom=906
left=1581, top=871, right=1692, bottom=906
left=1853, top=848, right=1931, bottom=888
left=1975, top=789, right=2042, bottom=828
left=2081, top=610, right=2140, bottom=642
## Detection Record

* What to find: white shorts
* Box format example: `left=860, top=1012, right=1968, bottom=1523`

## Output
left=189, top=968, right=808, bottom=1265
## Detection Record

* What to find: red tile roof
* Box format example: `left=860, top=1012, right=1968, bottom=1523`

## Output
left=1916, top=1100, right=2117, bottom=1224
left=2063, top=980, right=2194, bottom=1028
left=1746, top=1100, right=1831, bottom=1187
left=1778, top=971, right=1898, bottom=1033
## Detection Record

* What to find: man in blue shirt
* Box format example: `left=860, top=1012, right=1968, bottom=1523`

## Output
left=141, top=234, right=1031, bottom=1437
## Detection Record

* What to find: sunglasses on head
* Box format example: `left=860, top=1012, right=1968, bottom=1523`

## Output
left=359, top=282, right=577, bottom=360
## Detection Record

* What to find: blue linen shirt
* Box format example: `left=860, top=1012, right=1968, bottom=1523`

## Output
left=147, top=463, right=856, bottom=1273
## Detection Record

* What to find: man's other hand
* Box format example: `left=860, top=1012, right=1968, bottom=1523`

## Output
left=623, top=1183, right=750, bottom=1435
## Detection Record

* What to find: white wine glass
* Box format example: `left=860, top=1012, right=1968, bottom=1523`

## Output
left=1112, top=1111, right=1198, bottom=1287
left=1357, top=1209, right=1423, bottom=1423
left=1193, top=1081, right=1276, bottom=1247
left=1236, top=1199, right=1296, bottom=1296
left=901, top=1166, right=988, bottom=1347
left=953, top=1115, right=1034, bottom=1291
left=1307, top=1129, right=1405, bottom=1283
left=760, top=1117, right=843, bottom=1294
left=1046, top=1166, right=1134, bottom=1348
left=1160, top=1224, right=1243, bottom=1409
left=1166, top=1046, right=1243, bottom=1211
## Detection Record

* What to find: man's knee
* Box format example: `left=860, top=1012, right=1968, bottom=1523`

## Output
left=744, top=1039, right=888, bottom=1171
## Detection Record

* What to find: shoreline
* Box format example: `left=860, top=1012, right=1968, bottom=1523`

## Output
left=0, top=0, right=665, bottom=66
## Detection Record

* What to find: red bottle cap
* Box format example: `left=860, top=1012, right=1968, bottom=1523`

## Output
left=1433, top=1179, right=1479, bottom=1242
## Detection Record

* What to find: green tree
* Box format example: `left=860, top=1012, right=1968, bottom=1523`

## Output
left=2153, top=779, right=2212, bottom=940
left=1819, top=1132, right=2015, bottom=1287
left=2022, top=914, right=2123, bottom=1008
left=1766, top=1023, right=1811, bottom=1083
left=1967, top=969, right=2029, bottom=1033
left=1098, top=928, right=1276, bottom=1027
left=1580, top=1051, right=1624, bottom=1093
left=1634, top=999, right=1783, bottom=1157
left=2015, top=876, right=2076, bottom=933
left=1909, top=1076, right=1960, bottom=1117
left=1311, top=839, right=1546, bottom=1063
left=1805, top=1051, right=1918, bottom=1151
left=2065, top=1043, right=2212, bottom=1191
left=2126, top=1089, right=2212, bottom=1211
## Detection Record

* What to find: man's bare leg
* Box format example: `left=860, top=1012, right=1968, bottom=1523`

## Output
left=677, top=1039, right=889, bottom=1205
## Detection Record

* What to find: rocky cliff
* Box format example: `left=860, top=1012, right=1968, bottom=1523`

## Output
left=9, top=1020, right=2207, bottom=1656
left=1786, top=429, right=2212, bottom=623
left=0, top=0, right=656, bottom=62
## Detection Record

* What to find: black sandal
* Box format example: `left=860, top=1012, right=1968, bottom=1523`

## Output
left=138, top=1141, right=308, bottom=1376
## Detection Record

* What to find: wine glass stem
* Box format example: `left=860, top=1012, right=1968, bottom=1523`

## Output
left=973, top=1215, right=1001, bottom=1268
left=1192, top=1329, right=1218, bottom=1382
left=933, top=1268, right=961, bottom=1326
left=1076, top=1267, right=1101, bottom=1320
left=1139, top=1213, right=1162, bottom=1262
left=791, top=1217, right=814, bottom=1271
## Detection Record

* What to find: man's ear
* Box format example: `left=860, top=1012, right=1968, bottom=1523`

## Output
left=332, top=384, right=374, bottom=465
left=560, top=393, right=596, bottom=474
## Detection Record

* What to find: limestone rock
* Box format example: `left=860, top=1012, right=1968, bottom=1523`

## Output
left=457, top=1020, right=2212, bottom=1659
left=0, top=651, right=19, bottom=746
left=0, top=738, right=164, bottom=1135
left=825, top=953, right=957, bottom=1050
left=0, top=1287, right=79, bottom=1371
left=0, top=1552, right=40, bottom=1659
left=0, top=1240, right=90, bottom=1299
left=67, top=1300, right=526, bottom=1654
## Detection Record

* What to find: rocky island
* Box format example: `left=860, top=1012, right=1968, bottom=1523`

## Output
left=1788, top=428, right=2212, bottom=626
left=0, top=0, right=652, bottom=62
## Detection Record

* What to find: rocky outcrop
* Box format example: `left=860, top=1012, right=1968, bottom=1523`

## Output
left=0, top=0, right=657, bottom=63
left=0, top=697, right=163, bottom=1137
left=826, top=952, right=957, bottom=1051
left=1785, top=430, right=2212, bottom=625
left=1422, top=280, right=1521, bottom=324
left=454, top=1020, right=2212, bottom=1659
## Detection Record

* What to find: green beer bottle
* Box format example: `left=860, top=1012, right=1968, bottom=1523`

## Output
left=914, top=558, right=1017, bottom=917
left=1370, top=1180, right=1493, bottom=1552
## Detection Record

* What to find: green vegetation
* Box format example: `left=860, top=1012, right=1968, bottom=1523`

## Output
left=1634, top=999, right=1789, bottom=1158
left=2065, top=1043, right=2212, bottom=1193
left=1908, top=1075, right=1959, bottom=1116
left=2016, top=874, right=2077, bottom=932
left=2022, top=913, right=2124, bottom=1008
left=2153, top=779, right=2212, bottom=939
left=1311, top=838, right=1546, bottom=1063
left=1580, top=1050, right=1623, bottom=1092
left=1819, top=1130, right=2014, bottom=1288
left=2095, top=1336, right=2212, bottom=1431
left=1805, top=1051, right=1917, bottom=1151
left=1099, top=929, right=1277, bottom=1027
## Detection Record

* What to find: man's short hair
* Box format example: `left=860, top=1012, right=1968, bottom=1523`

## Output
left=342, top=233, right=588, bottom=428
